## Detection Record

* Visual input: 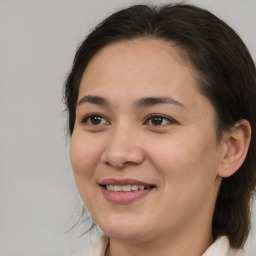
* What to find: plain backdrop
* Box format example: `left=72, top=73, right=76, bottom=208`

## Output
left=0, top=0, right=255, bottom=255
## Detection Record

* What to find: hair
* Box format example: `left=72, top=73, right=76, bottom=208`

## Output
left=64, top=3, right=256, bottom=248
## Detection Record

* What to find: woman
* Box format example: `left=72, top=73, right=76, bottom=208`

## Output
left=64, top=3, right=256, bottom=256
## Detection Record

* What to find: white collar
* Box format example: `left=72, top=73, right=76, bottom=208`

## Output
left=202, top=236, right=246, bottom=256
left=73, top=235, right=246, bottom=256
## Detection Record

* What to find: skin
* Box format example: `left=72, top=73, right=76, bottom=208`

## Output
left=70, top=38, right=250, bottom=256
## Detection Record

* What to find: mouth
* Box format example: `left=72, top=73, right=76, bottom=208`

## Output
left=99, top=179, right=155, bottom=204
left=103, top=184, right=153, bottom=192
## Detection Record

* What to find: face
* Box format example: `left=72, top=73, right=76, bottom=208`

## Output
left=70, top=39, right=224, bottom=244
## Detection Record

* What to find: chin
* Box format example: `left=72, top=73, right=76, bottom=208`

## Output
left=104, top=228, right=150, bottom=243
left=97, top=216, right=152, bottom=242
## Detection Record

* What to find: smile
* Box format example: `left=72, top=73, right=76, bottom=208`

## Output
left=100, top=179, right=155, bottom=204
left=105, top=184, right=152, bottom=192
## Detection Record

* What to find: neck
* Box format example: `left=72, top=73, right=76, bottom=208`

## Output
left=106, top=224, right=214, bottom=256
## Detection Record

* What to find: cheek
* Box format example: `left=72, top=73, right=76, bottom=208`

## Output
left=70, top=132, right=102, bottom=207
left=149, top=131, right=219, bottom=187
left=70, top=131, right=101, bottom=178
left=152, top=135, right=219, bottom=214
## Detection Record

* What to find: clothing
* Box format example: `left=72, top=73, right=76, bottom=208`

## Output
left=72, top=235, right=246, bottom=256
left=72, top=236, right=108, bottom=256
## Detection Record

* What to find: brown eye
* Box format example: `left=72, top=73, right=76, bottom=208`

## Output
left=146, top=114, right=177, bottom=126
left=91, top=116, right=102, bottom=125
left=151, top=116, right=164, bottom=125
left=82, top=114, right=109, bottom=126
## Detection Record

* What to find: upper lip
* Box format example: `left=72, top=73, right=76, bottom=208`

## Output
left=99, top=178, right=155, bottom=187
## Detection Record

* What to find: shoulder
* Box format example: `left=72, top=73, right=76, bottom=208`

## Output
left=203, top=236, right=246, bottom=256
left=72, top=236, right=109, bottom=256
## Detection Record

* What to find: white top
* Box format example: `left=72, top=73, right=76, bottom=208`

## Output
left=72, top=236, right=246, bottom=256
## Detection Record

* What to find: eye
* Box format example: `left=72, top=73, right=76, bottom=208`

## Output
left=81, top=114, right=110, bottom=126
left=145, top=114, right=177, bottom=126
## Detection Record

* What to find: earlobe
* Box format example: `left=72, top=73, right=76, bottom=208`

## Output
left=217, top=119, right=251, bottom=178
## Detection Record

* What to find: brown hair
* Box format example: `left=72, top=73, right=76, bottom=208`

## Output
left=64, top=4, right=256, bottom=247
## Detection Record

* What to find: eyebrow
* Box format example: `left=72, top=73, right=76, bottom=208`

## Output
left=77, top=95, right=186, bottom=109
left=77, top=95, right=109, bottom=106
left=134, top=97, right=186, bottom=109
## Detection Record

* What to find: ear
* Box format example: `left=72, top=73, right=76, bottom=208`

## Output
left=217, top=119, right=251, bottom=178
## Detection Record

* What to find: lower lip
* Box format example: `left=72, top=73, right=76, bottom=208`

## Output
left=101, top=186, right=154, bottom=204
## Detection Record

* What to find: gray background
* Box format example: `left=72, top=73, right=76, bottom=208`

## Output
left=0, top=0, right=255, bottom=255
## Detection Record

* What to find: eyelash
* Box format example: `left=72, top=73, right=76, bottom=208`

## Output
left=81, top=113, right=110, bottom=126
left=80, top=113, right=178, bottom=127
left=144, top=114, right=178, bottom=126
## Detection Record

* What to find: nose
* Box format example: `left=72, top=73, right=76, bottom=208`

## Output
left=101, top=125, right=145, bottom=168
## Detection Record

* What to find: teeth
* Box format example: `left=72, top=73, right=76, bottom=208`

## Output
left=114, top=185, right=121, bottom=192
left=122, top=185, right=132, bottom=192
left=106, top=184, right=150, bottom=192
left=131, top=185, right=138, bottom=191
left=139, top=185, right=145, bottom=190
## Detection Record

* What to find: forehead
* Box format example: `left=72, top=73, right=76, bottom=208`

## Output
left=80, top=39, right=202, bottom=101
left=79, top=38, right=197, bottom=93
left=86, top=38, right=192, bottom=73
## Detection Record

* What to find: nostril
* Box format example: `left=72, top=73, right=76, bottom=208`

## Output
left=105, top=161, right=125, bottom=169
